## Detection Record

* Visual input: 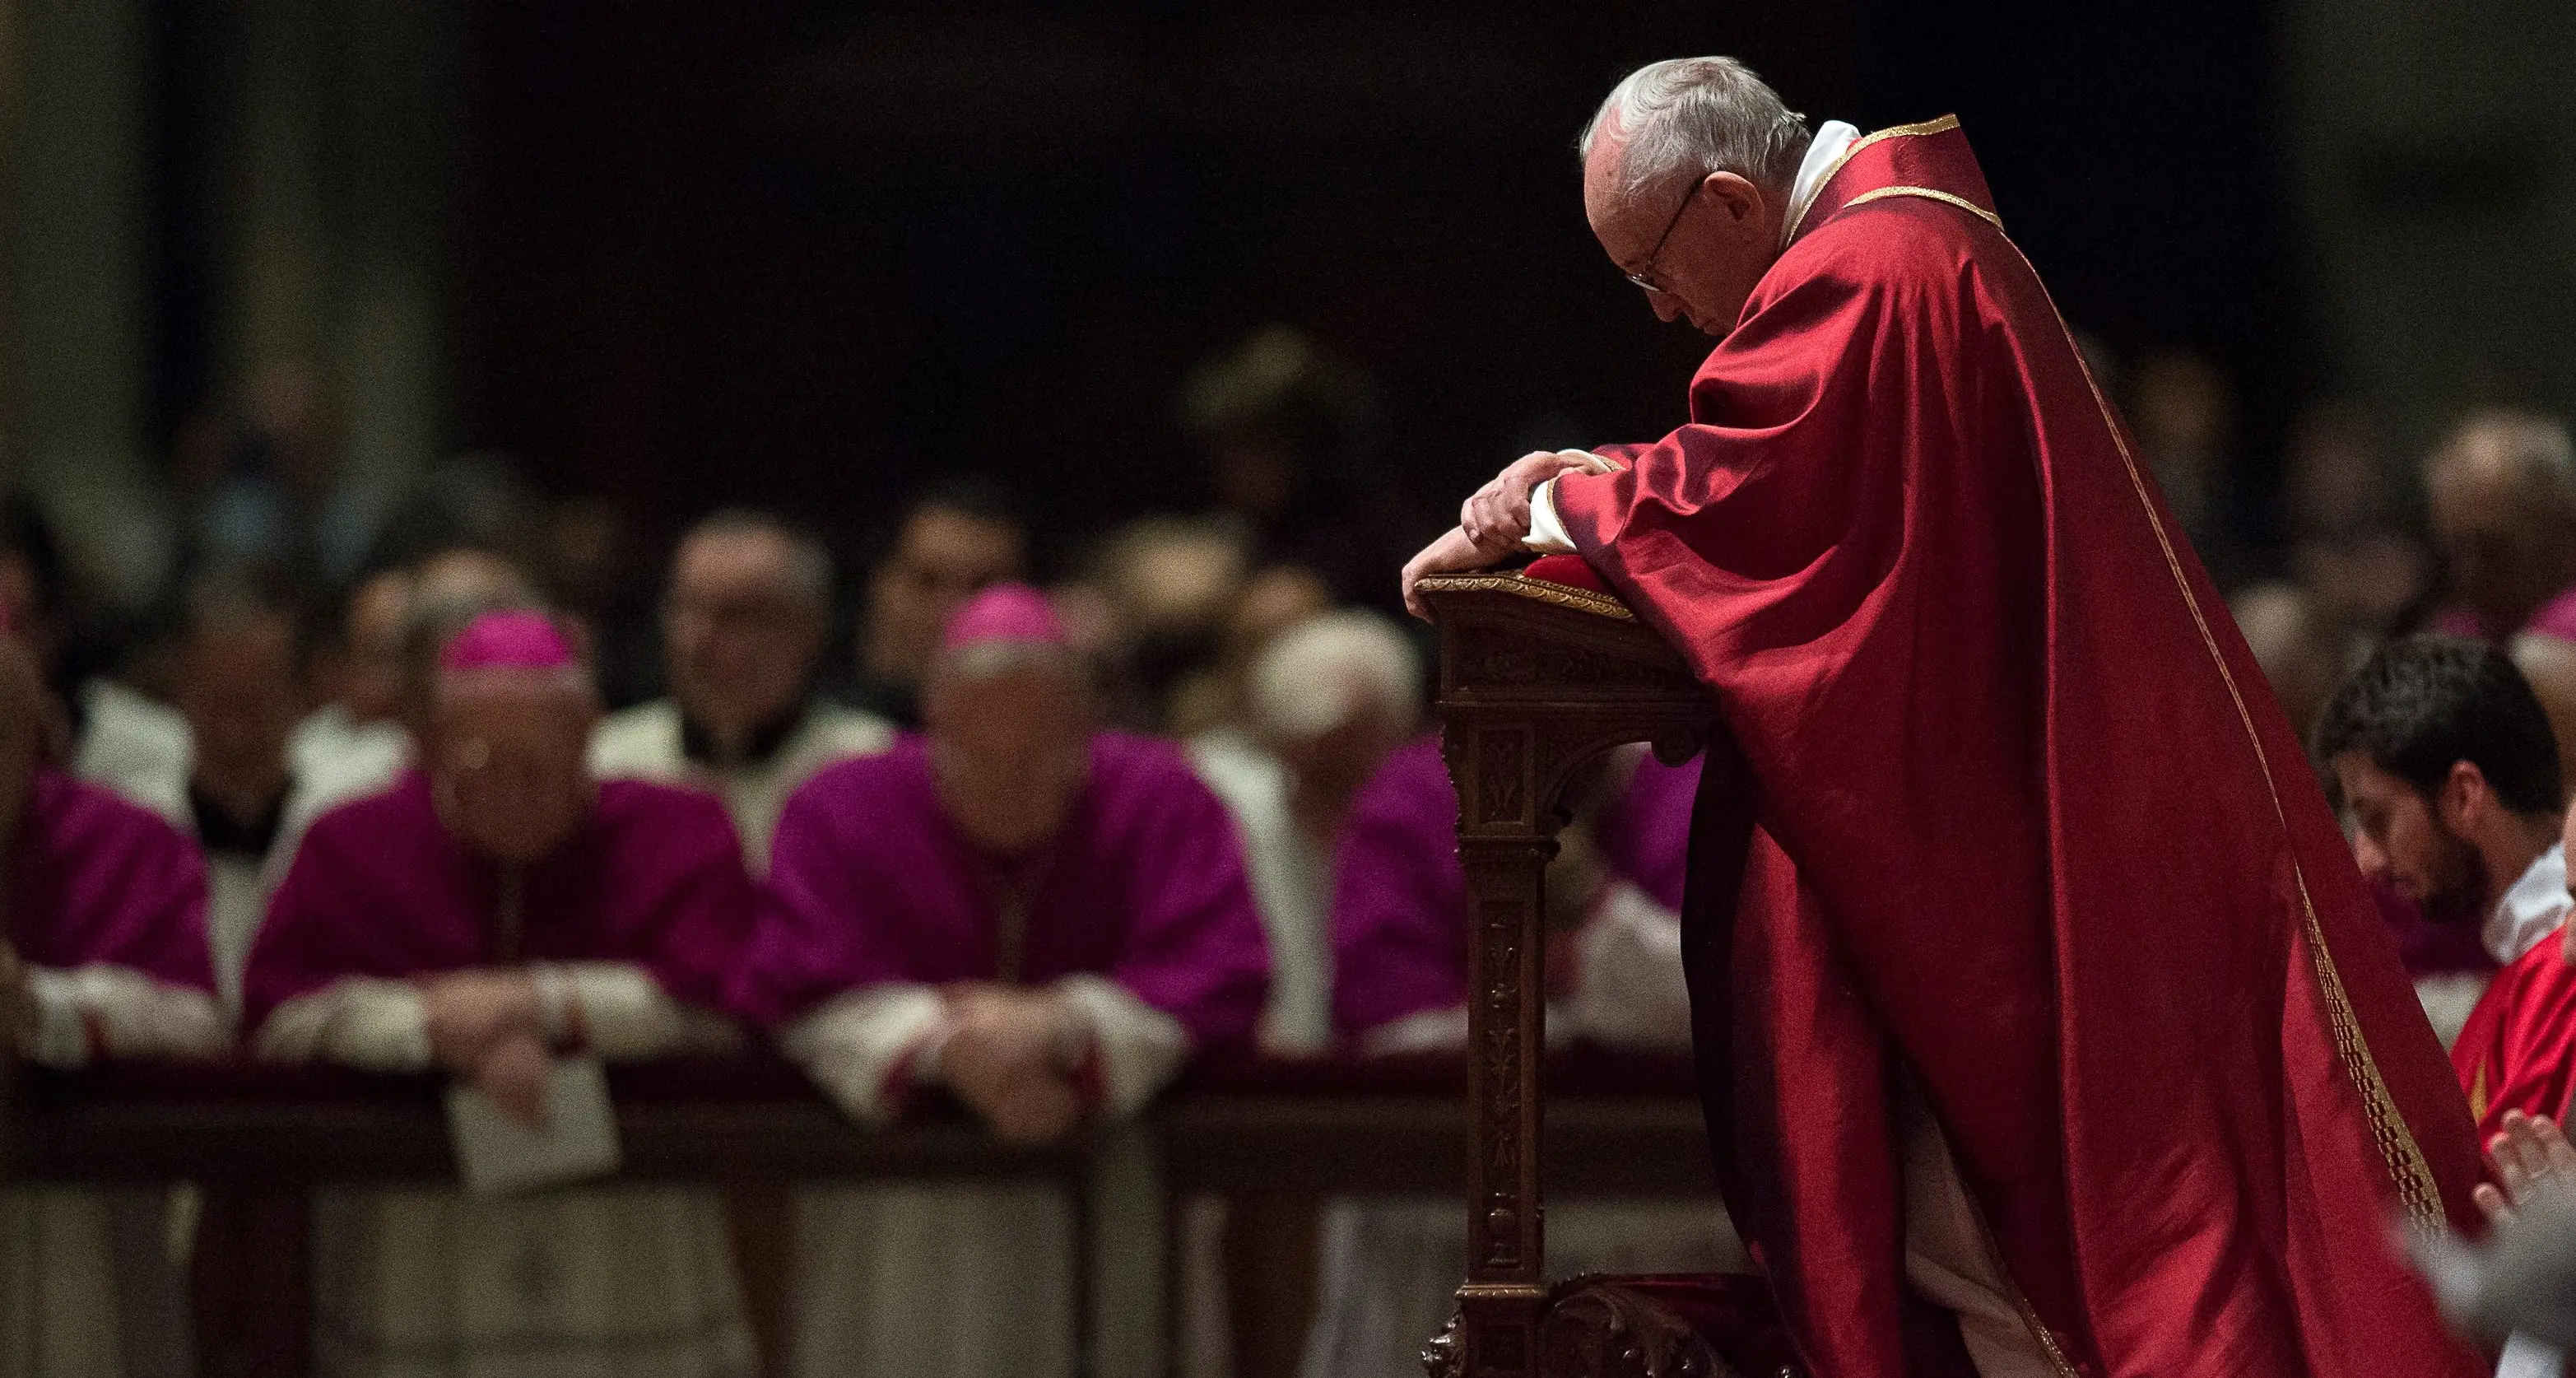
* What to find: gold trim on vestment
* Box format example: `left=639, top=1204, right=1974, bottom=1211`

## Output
left=1807, top=174, right=2445, bottom=1374
left=1843, top=185, right=2004, bottom=232
left=1414, top=571, right=1637, bottom=621
left=1806, top=133, right=2439, bottom=1227
left=1978, top=237, right=2449, bottom=1235
left=1782, top=114, right=1963, bottom=243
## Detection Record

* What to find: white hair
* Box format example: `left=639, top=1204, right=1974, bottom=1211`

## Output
left=1248, top=612, right=1421, bottom=743
left=2432, top=407, right=2576, bottom=510
left=683, top=508, right=834, bottom=612
left=1578, top=57, right=1811, bottom=206
left=435, top=663, right=594, bottom=701
left=939, top=637, right=1077, bottom=685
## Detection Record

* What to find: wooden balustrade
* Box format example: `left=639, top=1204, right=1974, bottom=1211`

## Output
left=3, top=1049, right=1715, bottom=1378
left=0, top=566, right=1738, bottom=1378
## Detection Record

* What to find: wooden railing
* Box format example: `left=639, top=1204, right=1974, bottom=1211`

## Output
left=0, top=569, right=1735, bottom=1378
left=4, top=1048, right=1717, bottom=1378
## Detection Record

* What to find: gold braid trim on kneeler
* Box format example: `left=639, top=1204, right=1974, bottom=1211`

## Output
left=1414, top=572, right=1638, bottom=621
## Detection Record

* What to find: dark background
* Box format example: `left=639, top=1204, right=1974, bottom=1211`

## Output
left=396, top=0, right=2295, bottom=572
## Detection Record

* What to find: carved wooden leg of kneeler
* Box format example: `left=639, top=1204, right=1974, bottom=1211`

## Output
left=1416, top=570, right=1734, bottom=1378
left=1449, top=826, right=1555, bottom=1378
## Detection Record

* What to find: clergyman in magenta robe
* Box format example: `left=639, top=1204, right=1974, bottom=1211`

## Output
left=244, top=609, right=761, bottom=1378
left=245, top=770, right=752, bottom=1040
left=1330, top=735, right=1701, bottom=1050
left=0, top=623, right=224, bottom=1378
left=12, top=766, right=225, bottom=1061
left=735, top=583, right=1268, bottom=1378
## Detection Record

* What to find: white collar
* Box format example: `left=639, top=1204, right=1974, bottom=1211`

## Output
left=2488, top=841, right=2570, bottom=963
left=1782, top=120, right=1862, bottom=247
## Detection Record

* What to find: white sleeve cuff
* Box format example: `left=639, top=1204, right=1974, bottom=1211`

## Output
left=1355, top=1003, right=1472, bottom=1056
left=26, top=966, right=96, bottom=1067
left=1524, top=477, right=1578, bottom=554
left=777, top=985, right=949, bottom=1125
left=22, top=966, right=230, bottom=1068
left=1558, top=879, right=1694, bottom=1051
left=253, top=978, right=433, bottom=1070
left=555, top=961, right=700, bottom=1060
left=1051, top=974, right=1190, bottom=1118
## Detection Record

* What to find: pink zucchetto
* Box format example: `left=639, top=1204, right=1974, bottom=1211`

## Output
left=941, top=583, right=1067, bottom=653
left=439, top=609, right=577, bottom=672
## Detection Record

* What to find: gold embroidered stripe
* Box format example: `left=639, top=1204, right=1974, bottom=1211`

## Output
left=1783, top=114, right=1965, bottom=242
left=1843, top=185, right=2005, bottom=233
left=1985, top=232, right=2446, bottom=1234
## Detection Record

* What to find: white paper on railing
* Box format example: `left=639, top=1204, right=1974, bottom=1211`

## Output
left=444, top=1055, right=622, bottom=1199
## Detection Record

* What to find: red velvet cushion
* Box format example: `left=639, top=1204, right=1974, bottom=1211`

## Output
left=1523, top=553, right=1611, bottom=594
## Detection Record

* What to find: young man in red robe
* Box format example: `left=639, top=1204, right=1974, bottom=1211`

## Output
left=2313, top=637, right=2575, bottom=1143
left=1402, top=55, right=2489, bottom=1378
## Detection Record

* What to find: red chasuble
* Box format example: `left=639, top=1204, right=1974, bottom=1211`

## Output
left=2453, top=926, right=2576, bottom=1141
left=1546, top=119, right=2486, bottom=1378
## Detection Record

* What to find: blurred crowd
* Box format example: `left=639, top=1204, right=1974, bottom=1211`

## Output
left=0, top=325, right=1718, bottom=1378
left=9, top=317, right=2576, bottom=1378
left=12, top=333, right=2505, bottom=789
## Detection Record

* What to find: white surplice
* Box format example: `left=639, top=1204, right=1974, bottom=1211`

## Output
left=1186, top=729, right=1333, bottom=1054
left=256, top=969, right=758, bottom=1378
left=780, top=978, right=1188, bottom=1378
left=587, top=699, right=892, bottom=873
left=2, top=964, right=227, bottom=1378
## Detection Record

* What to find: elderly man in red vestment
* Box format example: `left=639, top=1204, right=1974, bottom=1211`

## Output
left=1401, top=56, right=2490, bottom=1378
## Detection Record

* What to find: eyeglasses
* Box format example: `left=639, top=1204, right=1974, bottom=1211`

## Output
left=1622, top=180, right=1703, bottom=296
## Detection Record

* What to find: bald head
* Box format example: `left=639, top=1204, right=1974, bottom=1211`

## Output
left=923, top=588, right=1091, bottom=854
left=1579, top=58, right=1811, bottom=335
left=1248, top=611, right=1420, bottom=745
left=2428, top=411, right=2576, bottom=509
left=2425, top=409, right=2576, bottom=636
left=413, top=547, right=537, bottom=612
left=429, top=659, right=599, bottom=864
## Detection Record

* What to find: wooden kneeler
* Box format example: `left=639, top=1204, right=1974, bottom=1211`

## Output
left=1414, top=565, right=1789, bottom=1378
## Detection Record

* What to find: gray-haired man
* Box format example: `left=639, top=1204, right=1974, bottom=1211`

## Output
left=1402, top=56, right=2487, bottom=1378
left=592, top=510, right=890, bottom=869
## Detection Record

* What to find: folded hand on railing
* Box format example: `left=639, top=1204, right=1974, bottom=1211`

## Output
left=939, top=984, right=1088, bottom=1144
